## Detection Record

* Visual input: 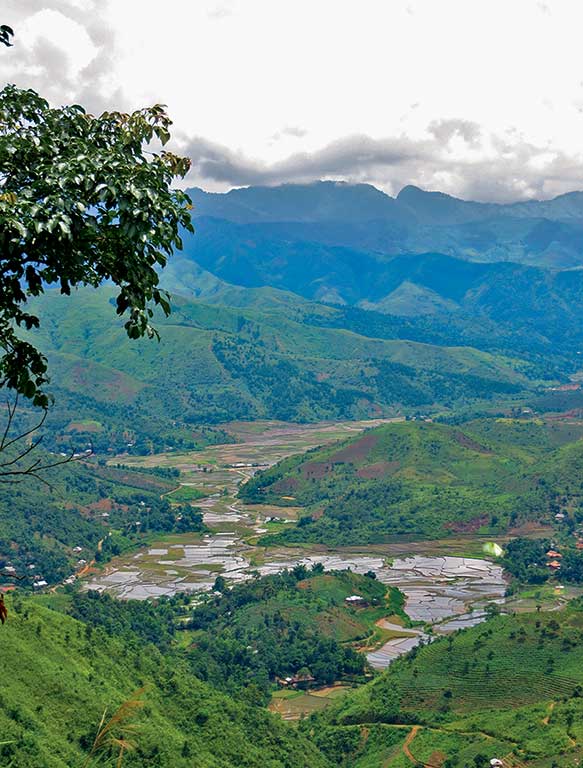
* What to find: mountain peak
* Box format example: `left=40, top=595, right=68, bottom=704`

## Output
left=397, top=185, right=459, bottom=203
left=186, top=180, right=402, bottom=223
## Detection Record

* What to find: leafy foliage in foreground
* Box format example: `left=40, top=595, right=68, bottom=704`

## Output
left=0, top=85, right=192, bottom=407
left=245, top=418, right=583, bottom=544
left=0, top=597, right=331, bottom=768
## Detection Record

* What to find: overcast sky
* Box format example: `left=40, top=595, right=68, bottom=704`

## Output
left=3, top=0, right=583, bottom=201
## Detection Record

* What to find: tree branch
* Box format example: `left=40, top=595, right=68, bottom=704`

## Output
left=0, top=395, right=93, bottom=487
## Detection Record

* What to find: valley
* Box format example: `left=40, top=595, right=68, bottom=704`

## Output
left=3, top=270, right=583, bottom=766
left=5, top=269, right=583, bottom=765
left=5, top=7, right=583, bottom=764
left=83, top=418, right=566, bottom=676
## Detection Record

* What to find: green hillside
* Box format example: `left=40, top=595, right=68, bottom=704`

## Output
left=308, top=602, right=583, bottom=767
left=0, top=597, right=330, bottom=768
left=243, top=418, right=583, bottom=544
left=72, top=567, right=406, bottom=703
left=21, top=286, right=545, bottom=455
left=162, top=256, right=579, bottom=377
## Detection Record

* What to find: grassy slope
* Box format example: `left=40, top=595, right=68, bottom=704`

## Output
left=309, top=603, right=583, bottom=767
left=207, top=570, right=390, bottom=643
left=0, top=598, right=331, bottom=768
left=22, top=286, right=538, bottom=431
left=243, top=418, right=583, bottom=543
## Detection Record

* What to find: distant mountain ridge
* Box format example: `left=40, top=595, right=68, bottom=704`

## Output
left=188, top=181, right=583, bottom=226
left=179, top=182, right=583, bottom=309
left=396, top=184, right=583, bottom=225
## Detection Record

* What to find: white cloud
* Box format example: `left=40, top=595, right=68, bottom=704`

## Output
left=179, top=126, right=583, bottom=203
left=0, top=0, right=120, bottom=112
left=3, top=0, right=583, bottom=201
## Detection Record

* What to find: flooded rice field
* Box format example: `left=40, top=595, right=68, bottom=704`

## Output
left=366, top=556, right=506, bottom=668
left=85, top=418, right=507, bottom=666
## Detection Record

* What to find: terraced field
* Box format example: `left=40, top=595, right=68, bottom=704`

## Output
left=390, top=611, right=583, bottom=713
left=314, top=604, right=583, bottom=766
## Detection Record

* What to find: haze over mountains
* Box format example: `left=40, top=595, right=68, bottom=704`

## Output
left=172, top=181, right=583, bottom=336
left=185, top=181, right=583, bottom=286
left=170, top=180, right=583, bottom=357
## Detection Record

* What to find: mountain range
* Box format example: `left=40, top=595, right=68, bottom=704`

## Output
left=183, top=183, right=583, bottom=292
left=166, top=183, right=583, bottom=353
left=14, top=180, right=583, bottom=452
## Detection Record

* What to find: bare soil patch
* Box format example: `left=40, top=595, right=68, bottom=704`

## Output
left=357, top=461, right=399, bottom=479
left=300, top=461, right=333, bottom=479
left=328, top=433, right=380, bottom=463
left=272, top=477, right=300, bottom=494
left=444, top=515, right=489, bottom=533
left=452, top=430, right=491, bottom=453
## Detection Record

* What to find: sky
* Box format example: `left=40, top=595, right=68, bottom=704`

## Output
left=3, top=0, right=583, bottom=201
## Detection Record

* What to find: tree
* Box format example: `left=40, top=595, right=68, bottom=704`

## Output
left=484, top=602, right=501, bottom=620
left=0, top=26, right=13, bottom=47
left=0, top=85, right=193, bottom=409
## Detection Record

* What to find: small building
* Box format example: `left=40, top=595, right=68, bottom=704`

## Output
left=547, top=560, right=562, bottom=569
left=490, top=760, right=504, bottom=768
left=345, top=594, right=366, bottom=606
left=576, top=541, right=583, bottom=550
left=33, top=580, right=48, bottom=589
left=546, top=550, right=562, bottom=558
left=289, top=673, right=315, bottom=689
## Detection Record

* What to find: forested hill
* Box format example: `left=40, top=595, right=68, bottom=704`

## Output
left=20, top=285, right=544, bottom=453
left=242, top=417, right=583, bottom=544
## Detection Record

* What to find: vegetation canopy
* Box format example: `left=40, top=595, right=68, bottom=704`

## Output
left=0, top=85, right=193, bottom=408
